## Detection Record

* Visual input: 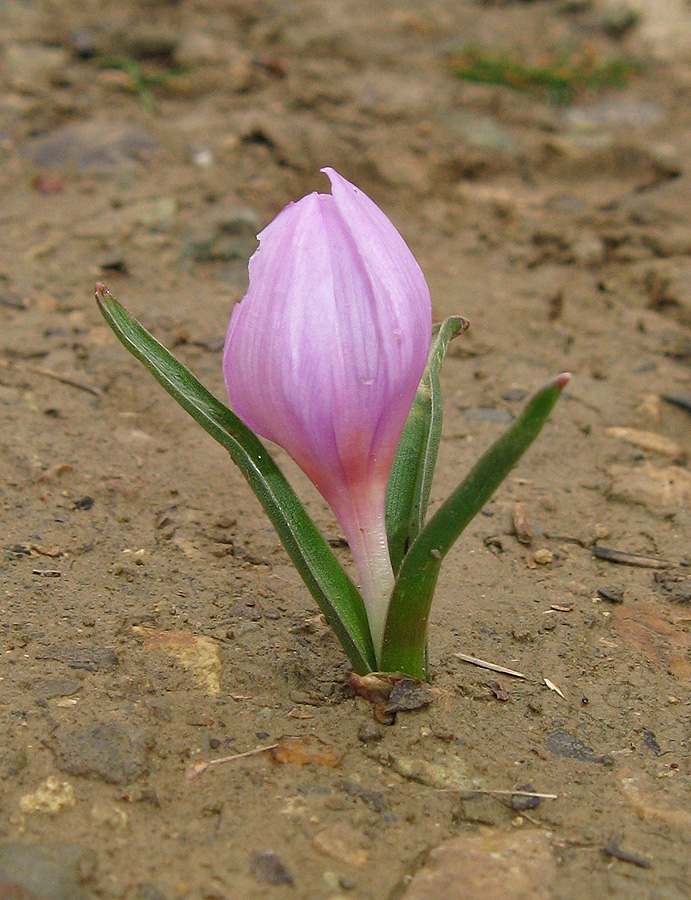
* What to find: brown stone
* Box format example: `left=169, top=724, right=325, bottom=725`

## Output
left=401, top=829, right=556, bottom=900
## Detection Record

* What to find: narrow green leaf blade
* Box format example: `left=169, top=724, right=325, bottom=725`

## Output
left=381, top=372, right=571, bottom=678
left=96, top=284, right=376, bottom=673
left=386, top=317, right=468, bottom=574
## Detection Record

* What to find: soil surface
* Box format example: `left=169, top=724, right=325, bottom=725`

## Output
left=1, top=2, right=691, bottom=899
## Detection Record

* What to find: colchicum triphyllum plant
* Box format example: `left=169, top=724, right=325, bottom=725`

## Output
left=96, top=168, right=569, bottom=681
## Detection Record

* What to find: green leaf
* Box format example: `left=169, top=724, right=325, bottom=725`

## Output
left=380, top=372, right=571, bottom=678
left=386, top=317, right=468, bottom=575
left=95, top=284, right=376, bottom=674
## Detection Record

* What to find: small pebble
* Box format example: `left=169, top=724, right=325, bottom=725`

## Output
left=384, top=678, right=433, bottom=714
left=190, top=147, right=214, bottom=167
left=250, top=850, right=293, bottom=885
left=357, top=722, right=383, bottom=744
left=597, top=587, right=623, bottom=604
left=70, top=28, right=97, bottom=59
left=533, top=548, right=553, bottom=565
left=511, top=783, right=541, bottom=811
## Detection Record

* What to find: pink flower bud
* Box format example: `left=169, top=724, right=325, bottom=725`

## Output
left=223, top=168, right=432, bottom=655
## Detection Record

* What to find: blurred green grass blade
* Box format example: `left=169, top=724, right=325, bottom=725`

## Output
left=448, top=46, right=639, bottom=105
left=381, top=372, right=571, bottom=678
left=386, top=317, right=468, bottom=575
left=96, top=284, right=376, bottom=673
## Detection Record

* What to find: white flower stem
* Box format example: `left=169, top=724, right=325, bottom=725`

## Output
left=341, top=481, right=394, bottom=665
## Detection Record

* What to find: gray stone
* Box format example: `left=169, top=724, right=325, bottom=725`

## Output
left=49, top=719, right=150, bottom=785
left=34, top=644, right=119, bottom=672
left=27, top=122, right=160, bottom=171
left=32, top=677, right=82, bottom=701
left=250, top=851, right=293, bottom=885
left=545, top=727, right=613, bottom=765
left=0, top=843, right=96, bottom=900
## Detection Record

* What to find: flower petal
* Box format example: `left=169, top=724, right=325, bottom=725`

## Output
left=223, top=169, right=432, bottom=655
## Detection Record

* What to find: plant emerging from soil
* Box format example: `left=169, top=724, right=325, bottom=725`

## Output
left=96, top=168, right=569, bottom=680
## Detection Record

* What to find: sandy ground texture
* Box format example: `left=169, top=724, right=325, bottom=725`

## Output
left=1, top=1, right=691, bottom=898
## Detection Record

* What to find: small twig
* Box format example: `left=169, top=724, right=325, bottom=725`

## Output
left=604, top=837, right=651, bottom=869
left=474, top=788, right=557, bottom=800
left=27, top=366, right=102, bottom=398
left=32, top=569, right=61, bottom=577
left=436, top=787, right=557, bottom=800
left=544, top=677, right=565, bottom=699
left=518, top=810, right=549, bottom=828
left=186, top=743, right=278, bottom=779
left=592, top=546, right=668, bottom=569
left=454, top=652, right=526, bottom=679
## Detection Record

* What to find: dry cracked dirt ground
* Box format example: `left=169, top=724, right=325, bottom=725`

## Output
left=1, top=1, right=690, bottom=899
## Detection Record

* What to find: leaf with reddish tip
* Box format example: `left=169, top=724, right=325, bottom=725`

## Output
left=381, top=373, right=571, bottom=678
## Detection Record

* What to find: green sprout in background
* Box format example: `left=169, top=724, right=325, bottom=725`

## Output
left=448, top=45, right=640, bottom=105
left=96, top=55, right=187, bottom=111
